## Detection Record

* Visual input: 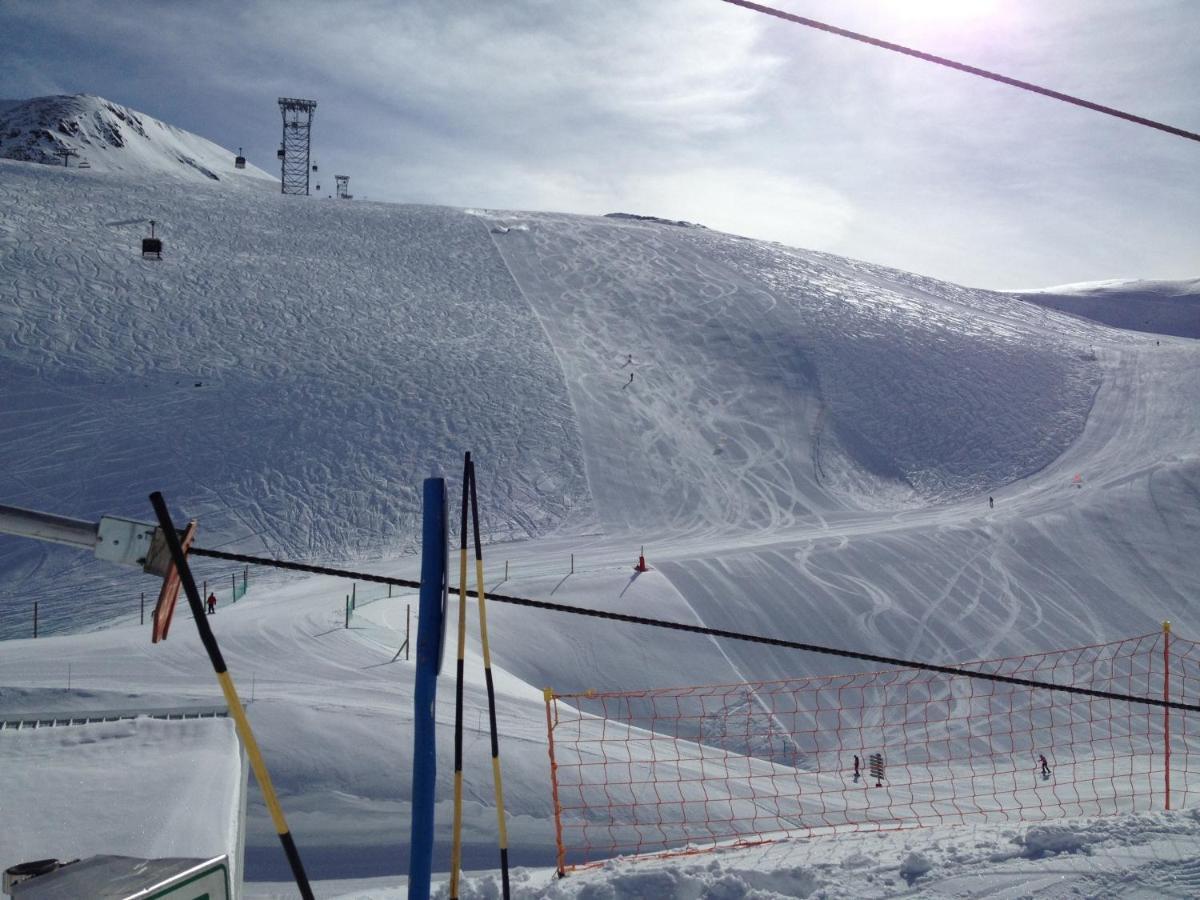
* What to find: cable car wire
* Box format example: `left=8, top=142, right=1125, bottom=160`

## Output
left=721, top=0, right=1200, bottom=145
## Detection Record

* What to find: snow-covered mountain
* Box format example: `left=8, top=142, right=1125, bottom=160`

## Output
left=1, top=106, right=1199, bottom=894
left=0, top=94, right=274, bottom=184
left=1016, top=278, right=1200, bottom=339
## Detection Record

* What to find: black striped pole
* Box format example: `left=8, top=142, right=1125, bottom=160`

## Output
left=149, top=492, right=314, bottom=900
left=449, top=453, right=471, bottom=899
left=468, top=459, right=511, bottom=897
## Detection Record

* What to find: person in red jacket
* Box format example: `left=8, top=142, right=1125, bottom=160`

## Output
left=206, top=592, right=217, bottom=615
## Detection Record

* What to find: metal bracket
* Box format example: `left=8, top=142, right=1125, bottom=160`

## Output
left=95, top=516, right=159, bottom=570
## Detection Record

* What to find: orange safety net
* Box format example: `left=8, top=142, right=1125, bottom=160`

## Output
left=545, top=630, right=1200, bottom=871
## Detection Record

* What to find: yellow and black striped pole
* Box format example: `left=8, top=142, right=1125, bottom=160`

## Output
left=468, top=458, right=512, bottom=898
left=449, top=454, right=471, bottom=899
left=149, top=492, right=314, bottom=900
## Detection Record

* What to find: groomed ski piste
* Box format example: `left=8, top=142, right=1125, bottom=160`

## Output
left=2, top=95, right=1199, bottom=897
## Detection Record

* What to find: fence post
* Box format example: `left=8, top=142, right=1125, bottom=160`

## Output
left=243, top=567, right=248, bottom=592
left=140, top=592, right=145, bottom=625
left=33, top=601, right=38, bottom=638
left=344, top=596, right=350, bottom=629
left=232, top=573, right=236, bottom=602
left=406, top=604, right=411, bottom=661
left=1164, top=620, right=1172, bottom=811
left=352, top=583, right=356, bottom=610
left=409, top=477, right=446, bottom=900
left=544, top=688, right=567, bottom=877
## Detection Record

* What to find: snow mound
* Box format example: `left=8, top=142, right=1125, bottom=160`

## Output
left=604, top=211, right=706, bottom=228
left=0, top=94, right=275, bottom=185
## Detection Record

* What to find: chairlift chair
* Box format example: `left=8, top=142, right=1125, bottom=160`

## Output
left=141, top=220, right=163, bottom=260
left=276, top=147, right=285, bottom=160
left=235, top=147, right=246, bottom=169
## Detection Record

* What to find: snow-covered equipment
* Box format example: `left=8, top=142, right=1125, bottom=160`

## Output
left=3, top=859, right=67, bottom=894
left=141, top=220, right=162, bottom=260
left=234, top=147, right=246, bottom=169
left=4, top=855, right=231, bottom=899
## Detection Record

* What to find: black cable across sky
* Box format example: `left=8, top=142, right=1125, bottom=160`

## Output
left=721, top=0, right=1200, bottom=145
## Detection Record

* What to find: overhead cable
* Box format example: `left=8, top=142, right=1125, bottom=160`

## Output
left=721, top=0, right=1200, bottom=144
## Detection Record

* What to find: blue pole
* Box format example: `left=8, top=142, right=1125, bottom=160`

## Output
left=409, top=477, right=446, bottom=900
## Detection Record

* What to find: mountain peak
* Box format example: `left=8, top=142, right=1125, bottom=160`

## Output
left=0, top=93, right=274, bottom=185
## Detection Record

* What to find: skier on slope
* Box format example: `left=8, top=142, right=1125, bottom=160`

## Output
left=1039, top=754, right=1051, bottom=778
left=207, top=592, right=217, bottom=615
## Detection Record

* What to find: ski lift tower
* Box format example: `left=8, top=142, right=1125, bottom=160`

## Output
left=334, top=175, right=352, bottom=200
left=277, top=97, right=317, bottom=195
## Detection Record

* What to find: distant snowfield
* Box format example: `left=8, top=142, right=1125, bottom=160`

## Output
left=1016, top=277, right=1200, bottom=340
left=2, top=127, right=1200, bottom=896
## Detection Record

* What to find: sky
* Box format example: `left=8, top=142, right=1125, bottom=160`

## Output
left=1, top=0, right=1197, bottom=290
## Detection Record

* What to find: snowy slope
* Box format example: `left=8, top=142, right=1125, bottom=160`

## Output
left=0, top=156, right=1128, bottom=638
left=2, top=140, right=1200, bottom=894
left=1016, top=278, right=1200, bottom=339
left=0, top=94, right=274, bottom=185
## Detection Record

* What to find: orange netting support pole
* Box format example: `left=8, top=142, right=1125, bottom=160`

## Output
left=544, top=687, right=567, bottom=877
left=1164, top=621, right=1172, bottom=811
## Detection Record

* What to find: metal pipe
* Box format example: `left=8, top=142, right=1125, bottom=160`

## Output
left=0, top=503, right=98, bottom=550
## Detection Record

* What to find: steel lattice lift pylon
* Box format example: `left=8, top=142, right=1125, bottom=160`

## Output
left=277, top=97, right=317, bottom=196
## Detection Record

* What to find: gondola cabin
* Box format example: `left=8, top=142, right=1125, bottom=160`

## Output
left=276, top=146, right=285, bottom=160
left=234, top=147, right=246, bottom=169
left=142, top=220, right=163, bottom=260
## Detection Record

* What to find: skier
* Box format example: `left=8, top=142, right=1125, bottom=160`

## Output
left=988, top=496, right=994, bottom=509
left=206, top=592, right=217, bottom=615
left=853, top=754, right=861, bottom=781
left=1039, top=754, right=1051, bottom=779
